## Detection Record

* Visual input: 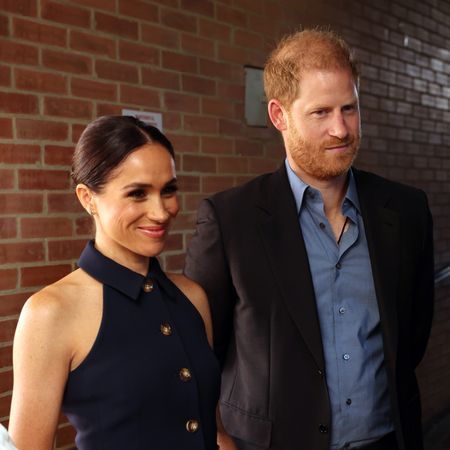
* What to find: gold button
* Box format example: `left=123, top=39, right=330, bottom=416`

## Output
left=186, top=419, right=199, bottom=433
left=143, top=279, right=153, bottom=292
left=179, top=367, right=192, bottom=382
left=160, top=322, right=172, bottom=336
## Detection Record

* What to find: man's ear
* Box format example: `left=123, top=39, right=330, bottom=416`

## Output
left=267, top=99, right=288, bottom=131
left=76, top=184, right=96, bottom=216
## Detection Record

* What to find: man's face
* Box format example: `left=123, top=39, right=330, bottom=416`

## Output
left=283, top=68, right=361, bottom=183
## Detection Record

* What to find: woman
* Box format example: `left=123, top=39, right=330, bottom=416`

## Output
left=9, top=116, right=234, bottom=450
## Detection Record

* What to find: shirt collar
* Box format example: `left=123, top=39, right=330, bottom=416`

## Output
left=77, top=240, right=164, bottom=301
left=285, top=159, right=361, bottom=214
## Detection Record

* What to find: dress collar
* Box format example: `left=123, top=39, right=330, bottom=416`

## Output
left=77, top=240, right=165, bottom=301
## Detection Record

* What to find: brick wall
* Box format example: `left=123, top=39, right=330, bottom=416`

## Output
left=0, top=0, right=449, bottom=448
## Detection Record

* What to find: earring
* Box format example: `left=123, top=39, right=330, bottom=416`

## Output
left=89, top=207, right=97, bottom=216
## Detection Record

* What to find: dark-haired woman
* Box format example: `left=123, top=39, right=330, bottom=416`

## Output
left=9, top=116, right=236, bottom=450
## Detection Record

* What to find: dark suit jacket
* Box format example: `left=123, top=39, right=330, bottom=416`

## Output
left=184, top=164, right=434, bottom=450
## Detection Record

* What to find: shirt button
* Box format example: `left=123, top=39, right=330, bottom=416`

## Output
left=160, top=322, right=172, bottom=336
left=318, top=424, right=329, bottom=433
left=186, top=419, right=199, bottom=433
left=179, top=367, right=192, bottom=382
left=317, top=369, right=323, bottom=376
left=143, top=279, right=154, bottom=292
left=336, top=262, right=342, bottom=269
left=346, top=398, right=352, bottom=405
left=319, top=222, right=325, bottom=229
left=343, top=353, right=350, bottom=361
left=339, top=306, right=346, bottom=314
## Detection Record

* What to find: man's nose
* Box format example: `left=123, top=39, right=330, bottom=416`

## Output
left=328, top=113, right=349, bottom=140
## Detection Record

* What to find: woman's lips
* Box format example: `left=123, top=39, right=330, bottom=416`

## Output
left=137, top=226, right=167, bottom=239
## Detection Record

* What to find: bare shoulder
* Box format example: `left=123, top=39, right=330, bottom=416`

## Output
left=167, top=273, right=213, bottom=344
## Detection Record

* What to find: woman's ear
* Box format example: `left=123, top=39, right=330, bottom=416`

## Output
left=75, top=184, right=96, bottom=216
left=267, top=99, right=288, bottom=131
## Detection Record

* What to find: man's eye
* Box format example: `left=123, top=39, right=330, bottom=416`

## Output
left=312, top=109, right=327, bottom=117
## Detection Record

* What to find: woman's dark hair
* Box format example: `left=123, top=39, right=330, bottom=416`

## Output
left=72, top=115, right=175, bottom=193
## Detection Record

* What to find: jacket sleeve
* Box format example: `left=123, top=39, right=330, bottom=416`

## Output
left=184, top=198, right=236, bottom=366
left=411, top=191, right=434, bottom=369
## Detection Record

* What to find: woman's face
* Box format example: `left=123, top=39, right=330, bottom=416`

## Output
left=90, top=143, right=179, bottom=271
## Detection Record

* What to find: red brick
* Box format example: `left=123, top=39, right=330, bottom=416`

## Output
left=0, top=293, right=27, bottom=317
left=96, top=59, right=139, bottom=83
left=0, top=0, right=37, bottom=16
left=217, top=156, right=248, bottom=173
left=118, top=0, right=158, bottom=20
left=72, top=123, right=88, bottom=143
left=96, top=103, right=126, bottom=117
left=43, top=49, right=91, bottom=75
left=202, top=97, right=234, bottom=117
left=184, top=193, right=205, bottom=211
left=70, top=30, right=116, bottom=58
left=95, top=12, right=138, bottom=40
left=0, top=91, right=38, bottom=114
left=75, top=216, right=92, bottom=235
left=44, top=145, right=74, bottom=166
left=180, top=0, right=214, bottom=17
left=0, top=345, right=13, bottom=367
left=0, top=218, right=16, bottom=239
left=16, top=118, right=68, bottom=141
left=0, top=169, right=14, bottom=189
left=13, top=17, right=66, bottom=46
left=44, top=96, right=92, bottom=119
left=0, top=14, right=9, bottom=37
left=119, top=41, right=159, bottom=65
left=248, top=157, right=279, bottom=174
left=18, top=169, right=69, bottom=190
left=234, top=29, right=264, bottom=48
left=71, top=77, right=116, bottom=102
left=217, top=4, right=247, bottom=27
left=0, top=38, right=38, bottom=65
left=0, top=117, right=12, bottom=138
left=21, top=264, right=72, bottom=288
left=0, top=319, right=18, bottom=342
left=183, top=154, right=216, bottom=173
left=0, top=370, right=13, bottom=393
left=21, top=217, right=72, bottom=238
left=184, top=115, right=218, bottom=133
left=202, top=175, right=234, bottom=193
left=70, top=0, right=114, bottom=11
left=169, top=134, right=200, bottom=153
left=219, top=118, right=244, bottom=136
left=183, top=74, right=216, bottom=95
left=165, top=253, right=185, bottom=272
left=171, top=212, right=196, bottom=231
left=218, top=43, right=248, bottom=64
left=0, top=395, right=12, bottom=418
left=199, top=18, right=231, bottom=42
left=164, top=92, right=199, bottom=113
left=120, top=85, right=160, bottom=108
left=201, top=136, right=233, bottom=154
left=161, top=9, right=197, bottom=33
left=141, top=23, right=179, bottom=49
left=199, top=58, right=235, bottom=81
left=235, top=139, right=263, bottom=157
left=162, top=51, right=198, bottom=74
left=0, top=193, right=43, bottom=214
left=48, top=239, right=86, bottom=261
left=15, top=68, right=67, bottom=94
left=165, top=233, right=183, bottom=252
left=48, top=193, right=84, bottom=213
left=0, top=269, right=17, bottom=290
left=163, top=112, right=181, bottom=132
left=177, top=175, right=200, bottom=192
left=234, top=0, right=263, bottom=14
left=217, top=81, right=244, bottom=101
left=0, top=144, right=40, bottom=164
left=142, top=68, right=180, bottom=90
left=0, top=65, right=11, bottom=86
left=41, top=0, right=90, bottom=28
left=0, top=242, right=44, bottom=264
left=182, top=34, right=214, bottom=58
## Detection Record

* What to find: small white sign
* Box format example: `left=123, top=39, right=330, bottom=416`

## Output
left=122, top=109, right=163, bottom=131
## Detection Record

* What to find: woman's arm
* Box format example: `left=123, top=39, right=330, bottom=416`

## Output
left=9, top=289, right=72, bottom=450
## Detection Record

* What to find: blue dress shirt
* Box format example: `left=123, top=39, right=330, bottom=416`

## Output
left=285, top=161, right=394, bottom=449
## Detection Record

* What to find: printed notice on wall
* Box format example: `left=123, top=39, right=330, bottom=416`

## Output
left=122, top=109, right=163, bottom=131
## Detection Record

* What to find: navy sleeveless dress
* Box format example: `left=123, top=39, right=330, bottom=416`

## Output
left=62, top=241, right=220, bottom=450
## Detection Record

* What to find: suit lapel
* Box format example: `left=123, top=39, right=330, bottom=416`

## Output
left=256, top=165, right=325, bottom=370
left=353, top=169, right=399, bottom=369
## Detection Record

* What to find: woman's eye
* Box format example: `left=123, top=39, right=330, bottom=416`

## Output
left=127, top=189, right=146, bottom=199
left=162, top=184, right=178, bottom=197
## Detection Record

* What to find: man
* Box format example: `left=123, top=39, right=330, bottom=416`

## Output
left=185, top=29, right=434, bottom=450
